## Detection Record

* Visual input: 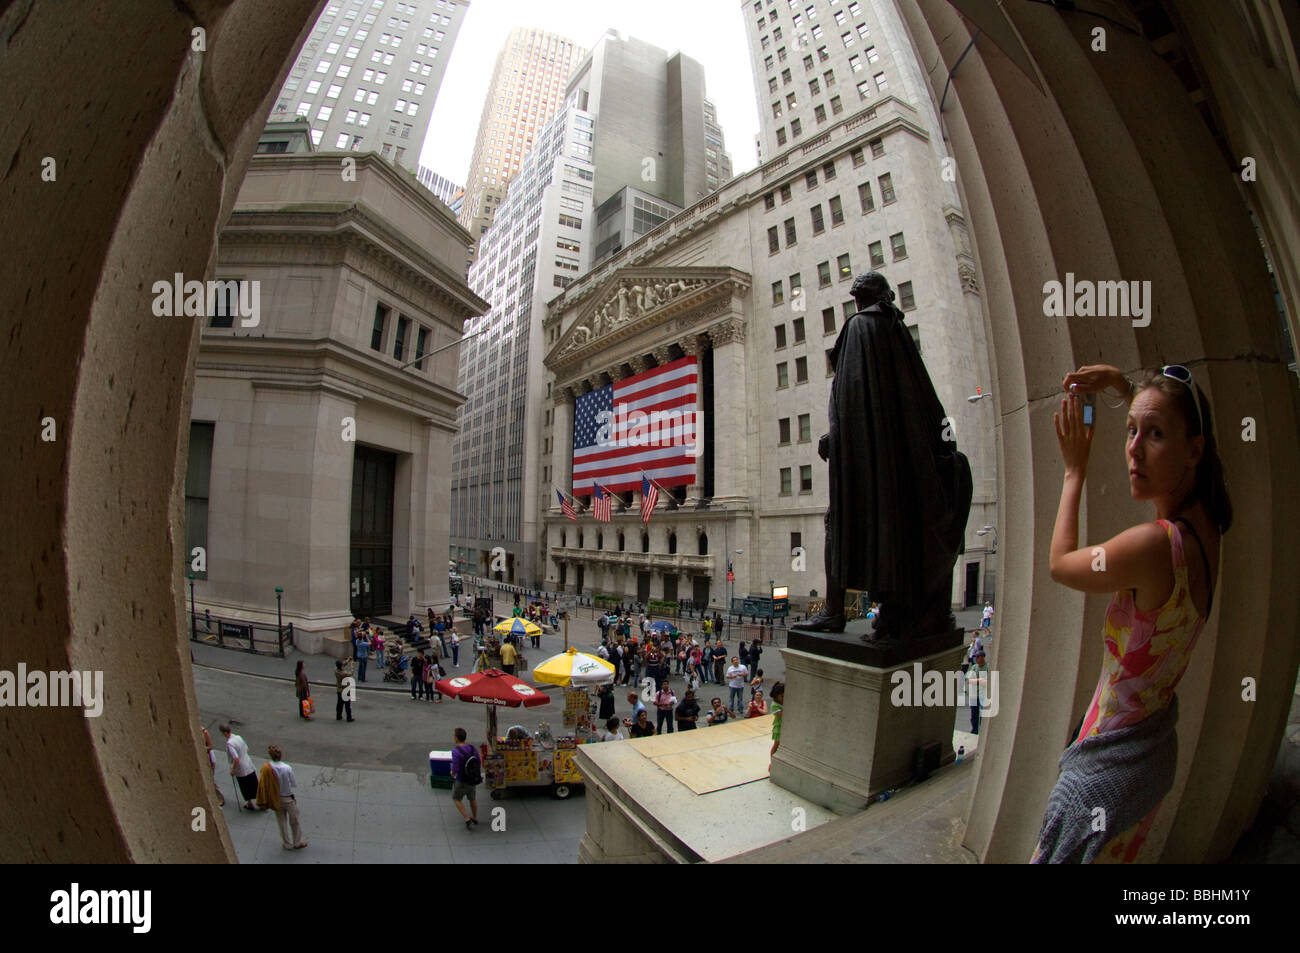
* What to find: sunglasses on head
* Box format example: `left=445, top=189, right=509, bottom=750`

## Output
left=1160, top=365, right=1205, bottom=436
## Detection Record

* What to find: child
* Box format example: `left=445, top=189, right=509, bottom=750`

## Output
left=768, top=682, right=785, bottom=768
left=749, top=667, right=764, bottom=700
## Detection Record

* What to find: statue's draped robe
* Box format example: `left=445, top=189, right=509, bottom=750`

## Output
left=826, top=302, right=972, bottom=602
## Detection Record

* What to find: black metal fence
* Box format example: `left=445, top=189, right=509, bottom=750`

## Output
left=190, top=610, right=293, bottom=657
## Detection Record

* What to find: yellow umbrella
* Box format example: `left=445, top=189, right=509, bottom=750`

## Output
left=494, top=617, right=542, bottom=638
left=531, top=647, right=615, bottom=687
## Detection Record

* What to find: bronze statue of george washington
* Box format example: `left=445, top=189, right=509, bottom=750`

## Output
left=803, top=272, right=972, bottom=641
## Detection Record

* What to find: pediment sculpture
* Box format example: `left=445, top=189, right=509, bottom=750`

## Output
left=560, top=277, right=710, bottom=357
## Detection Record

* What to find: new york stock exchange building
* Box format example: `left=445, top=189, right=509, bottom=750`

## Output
left=537, top=108, right=997, bottom=614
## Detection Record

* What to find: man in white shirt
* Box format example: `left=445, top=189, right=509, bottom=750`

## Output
left=725, top=657, right=750, bottom=714
left=220, top=723, right=258, bottom=810
left=267, top=744, right=306, bottom=850
left=981, top=603, right=994, bottom=629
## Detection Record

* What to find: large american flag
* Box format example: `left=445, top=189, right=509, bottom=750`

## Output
left=556, top=489, right=577, bottom=522
left=640, top=475, right=659, bottom=525
left=592, top=483, right=612, bottom=522
left=572, top=356, right=698, bottom=495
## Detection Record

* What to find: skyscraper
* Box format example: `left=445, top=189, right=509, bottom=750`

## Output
left=458, top=28, right=587, bottom=264
left=267, top=0, right=468, bottom=171
left=449, top=31, right=734, bottom=586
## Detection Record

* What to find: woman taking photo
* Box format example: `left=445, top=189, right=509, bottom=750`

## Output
left=1033, top=364, right=1231, bottom=864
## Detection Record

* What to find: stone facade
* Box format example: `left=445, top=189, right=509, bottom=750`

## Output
left=539, top=93, right=996, bottom=611
left=191, top=152, right=486, bottom=635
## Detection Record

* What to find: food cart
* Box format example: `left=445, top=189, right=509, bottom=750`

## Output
left=433, top=668, right=586, bottom=799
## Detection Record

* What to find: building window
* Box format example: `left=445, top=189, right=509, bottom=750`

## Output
left=891, top=232, right=908, bottom=260
left=806, top=170, right=818, bottom=191
left=850, top=146, right=865, bottom=167
left=772, top=101, right=783, bottom=119
left=790, top=118, right=802, bottom=137
left=874, top=71, right=888, bottom=91
left=782, top=68, right=793, bottom=85
left=784, top=217, right=797, bottom=245
left=803, top=53, right=815, bottom=70
left=795, top=356, right=808, bottom=383
left=768, top=225, right=780, bottom=254
left=790, top=273, right=802, bottom=304
left=899, top=281, right=916, bottom=310
left=777, top=362, right=789, bottom=388
left=823, top=160, right=837, bottom=181
left=414, top=326, right=428, bottom=370
left=909, top=324, right=922, bottom=355
left=823, top=306, right=836, bottom=334
left=827, top=348, right=836, bottom=375
left=830, top=95, right=843, bottom=115
left=809, top=77, right=820, bottom=96
left=780, top=184, right=792, bottom=203
left=780, top=467, right=793, bottom=495
left=869, top=240, right=885, bottom=267
left=811, top=204, right=825, bottom=234
left=791, top=531, right=802, bottom=551
left=793, top=316, right=805, bottom=343
left=814, top=104, right=827, bottom=124
left=800, top=465, right=813, bottom=492
left=765, top=192, right=776, bottom=211
left=829, top=195, right=844, bottom=226
left=798, top=413, right=811, bottom=442
left=842, top=300, right=856, bottom=321
left=870, top=138, right=885, bottom=158
left=776, top=128, right=788, bottom=146
left=393, top=316, right=409, bottom=360
left=859, top=181, right=875, bottom=213
left=185, top=422, right=214, bottom=579
left=842, top=31, right=855, bottom=47
left=769, top=77, right=779, bottom=94
left=779, top=418, right=791, bottom=444
left=370, top=303, right=388, bottom=351
left=850, top=54, right=862, bottom=73
left=772, top=280, right=785, bottom=306
left=776, top=323, right=787, bottom=348
left=824, top=68, right=836, bottom=87
left=336, top=132, right=351, bottom=149
left=818, top=260, right=832, bottom=287
left=865, top=45, right=880, bottom=64
left=879, top=172, right=896, bottom=203
left=838, top=253, right=853, bottom=280
left=856, top=80, right=871, bottom=100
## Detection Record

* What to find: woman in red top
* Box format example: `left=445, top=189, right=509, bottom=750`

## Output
left=746, top=690, right=768, bottom=718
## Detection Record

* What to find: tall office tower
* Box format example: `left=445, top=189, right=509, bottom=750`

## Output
left=738, top=0, right=996, bottom=602
left=267, top=0, right=468, bottom=171
left=459, top=28, right=586, bottom=265
left=416, top=165, right=463, bottom=206
left=449, top=31, right=734, bottom=586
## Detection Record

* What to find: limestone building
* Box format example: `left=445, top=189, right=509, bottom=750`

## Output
left=538, top=0, right=996, bottom=610
left=449, top=32, right=736, bottom=586
left=458, top=28, right=587, bottom=265
left=267, top=0, right=469, bottom=169
left=187, top=152, right=486, bottom=637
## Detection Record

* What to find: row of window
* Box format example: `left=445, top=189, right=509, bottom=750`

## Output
left=779, top=465, right=815, bottom=495
left=370, top=301, right=431, bottom=369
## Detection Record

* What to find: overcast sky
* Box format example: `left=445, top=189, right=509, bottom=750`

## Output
left=418, top=0, right=761, bottom=185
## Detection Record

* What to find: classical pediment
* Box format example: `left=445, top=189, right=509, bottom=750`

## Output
left=545, top=266, right=750, bottom=372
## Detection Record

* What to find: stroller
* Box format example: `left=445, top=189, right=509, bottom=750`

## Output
left=383, top=650, right=409, bottom=683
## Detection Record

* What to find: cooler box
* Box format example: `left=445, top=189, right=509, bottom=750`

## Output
left=429, top=749, right=454, bottom=790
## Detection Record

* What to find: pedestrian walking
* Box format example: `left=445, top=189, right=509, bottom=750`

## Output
left=450, top=727, right=481, bottom=830
left=334, top=658, right=355, bottom=722
left=260, top=744, right=307, bottom=851
left=500, top=638, right=517, bottom=676
left=451, top=629, right=461, bottom=668
left=355, top=634, right=370, bottom=682
left=220, top=724, right=259, bottom=810
left=201, top=724, right=225, bottom=807
left=294, top=661, right=311, bottom=719
left=981, top=603, right=994, bottom=629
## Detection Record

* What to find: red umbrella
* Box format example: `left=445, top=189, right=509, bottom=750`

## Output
left=435, top=668, right=550, bottom=708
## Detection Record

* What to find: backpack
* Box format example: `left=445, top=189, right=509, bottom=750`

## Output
left=459, top=746, right=482, bottom=785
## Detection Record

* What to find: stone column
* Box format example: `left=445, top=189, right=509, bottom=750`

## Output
left=708, top=316, right=748, bottom=504
left=552, top=387, right=575, bottom=501
left=679, top=335, right=707, bottom=503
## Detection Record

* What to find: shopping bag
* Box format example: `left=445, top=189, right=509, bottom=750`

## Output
left=301, top=698, right=315, bottom=718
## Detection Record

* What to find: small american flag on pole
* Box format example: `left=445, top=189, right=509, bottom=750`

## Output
left=592, top=483, right=613, bottom=522
left=640, top=475, right=659, bottom=525
left=556, top=489, right=577, bottom=522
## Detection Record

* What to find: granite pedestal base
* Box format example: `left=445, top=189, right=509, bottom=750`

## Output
left=770, top=630, right=967, bottom=816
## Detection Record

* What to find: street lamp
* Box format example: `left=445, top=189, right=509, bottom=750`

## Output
left=188, top=572, right=196, bottom=640
left=275, top=586, right=284, bottom=632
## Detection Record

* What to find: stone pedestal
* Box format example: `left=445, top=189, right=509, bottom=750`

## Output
left=770, top=626, right=966, bottom=815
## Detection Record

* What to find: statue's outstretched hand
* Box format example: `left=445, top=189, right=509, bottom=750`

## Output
left=818, top=434, right=830, bottom=461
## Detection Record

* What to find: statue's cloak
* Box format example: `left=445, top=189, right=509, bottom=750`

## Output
left=826, top=302, right=972, bottom=599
